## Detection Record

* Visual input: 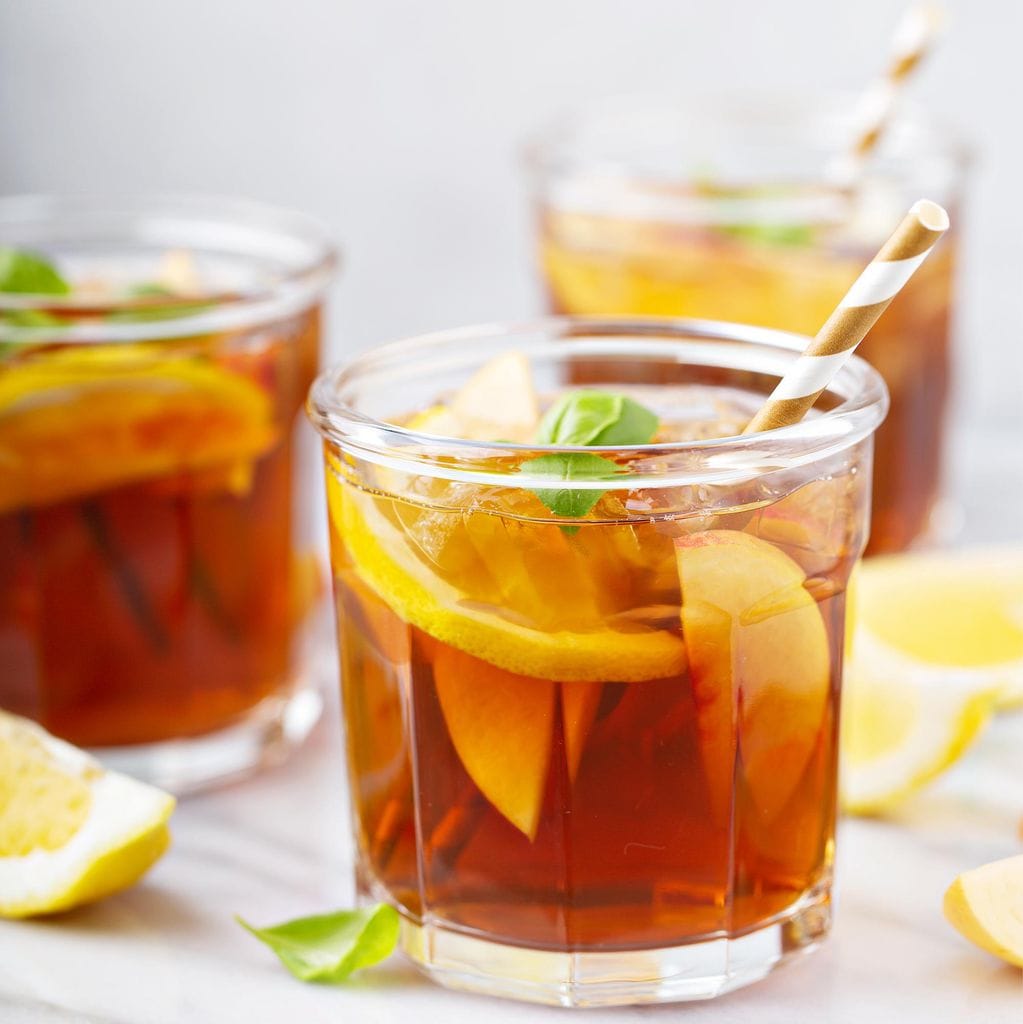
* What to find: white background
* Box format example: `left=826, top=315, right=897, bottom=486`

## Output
left=0, top=0, right=1020, bottom=427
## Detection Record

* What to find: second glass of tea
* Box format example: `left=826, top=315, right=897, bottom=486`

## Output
left=310, top=317, right=888, bottom=1006
left=0, top=195, right=335, bottom=789
left=526, top=95, right=966, bottom=554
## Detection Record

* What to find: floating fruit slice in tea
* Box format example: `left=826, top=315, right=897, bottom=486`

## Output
left=0, top=344, right=276, bottom=513
left=676, top=529, right=830, bottom=824
left=560, top=682, right=602, bottom=783
left=329, top=477, right=686, bottom=682
left=943, top=854, right=1023, bottom=968
left=448, top=350, right=539, bottom=442
left=433, top=646, right=555, bottom=839
left=852, top=547, right=1023, bottom=709
left=408, top=351, right=539, bottom=443
left=338, top=568, right=411, bottom=666
left=0, top=710, right=174, bottom=918
left=839, top=663, right=996, bottom=814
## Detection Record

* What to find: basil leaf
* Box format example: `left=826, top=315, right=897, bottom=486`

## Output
left=107, top=300, right=212, bottom=323
left=721, top=223, right=814, bottom=247
left=1, top=308, right=63, bottom=360
left=589, top=395, right=658, bottom=446
left=536, top=390, right=658, bottom=447
left=129, top=282, right=176, bottom=298
left=3, top=308, right=62, bottom=327
left=535, top=390, right=622, bottom=445
left=0, top=248, right=70, bottom=295
left=527, top=390, right=658, bottom=518
left=237, top=904, right=399, bottom=983
left=525, top=451, right=622, bottom=518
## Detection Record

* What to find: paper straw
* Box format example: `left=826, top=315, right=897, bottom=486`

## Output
left=742, top=199, right=949, bottom=435
left=830, top=4, right=944, bottom=186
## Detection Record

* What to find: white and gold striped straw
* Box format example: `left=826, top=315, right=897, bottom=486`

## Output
left=743, top=199, right=949, bottom=434
left=831, top=3, right=945, bottom=186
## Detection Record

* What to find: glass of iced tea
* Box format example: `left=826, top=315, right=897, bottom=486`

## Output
left=309, top=317, right=887, bottom=1006
left=526, top=95, right=966, bottom=555
left=0, top=195, right=335, bottom=789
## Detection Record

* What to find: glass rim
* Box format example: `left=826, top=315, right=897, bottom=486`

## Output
left=522, top=90, right=971, bottom=224
left=308, top=316, right=889, bottom=490
left=0, top=192, right=338, bottom=342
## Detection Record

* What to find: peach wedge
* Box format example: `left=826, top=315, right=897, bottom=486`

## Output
left=432, top=648, right=606, bottom=838
left=676, top=530, right=830, bottom=824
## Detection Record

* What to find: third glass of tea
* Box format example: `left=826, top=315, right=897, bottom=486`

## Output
left=526, top=95, right=966, bottom=554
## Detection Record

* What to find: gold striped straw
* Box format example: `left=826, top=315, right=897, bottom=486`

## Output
left=743, top=199, right=949, bottom=434
left=831, top=3, right=945, bottom=186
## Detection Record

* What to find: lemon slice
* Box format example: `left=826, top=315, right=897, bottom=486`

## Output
left=839, top=648, right=998, bottom=813
left=944, top=854, right=1023, bottom=968
left=0, top=344, right=276, bottom=513
left=0, top=711, right=175, bottom=918
left=853, top=547, right=1023, bottom=709
left=329, top=477, right=686, bottom=682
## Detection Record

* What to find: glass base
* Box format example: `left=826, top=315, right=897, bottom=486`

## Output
left=90, top=685, right=323, bottom=793
left=398, top=890, right=831, bottom=1007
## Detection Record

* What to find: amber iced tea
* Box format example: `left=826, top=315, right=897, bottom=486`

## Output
left=528, top=98, right=964, bottom=554
left=312, top=321, right=887, bottom=1005
left=0, top=197, right=334, bottom=787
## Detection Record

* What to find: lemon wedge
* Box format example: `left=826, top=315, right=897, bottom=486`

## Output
left=854, top=547, right=1023, bottom=709
left=840, top=654, right=998, bottom=814
left=0, top=344, right=276, bottom=513
left=0, top=711, right=174, bottom=918
left=839, top=546, right=1023, bottom=813
left=944, top=855, right=1023, bottom=968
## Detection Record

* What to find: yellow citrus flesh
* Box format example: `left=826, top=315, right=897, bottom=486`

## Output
left=329, top=475, right=687, bottom=683
left=0, top=727, right=93, bottom=856
left=838, top=547, right=1023, bottom=811
left=676, top=529, right=831, bottom=824
left=0, top=711, right=174, bottom=918
left=840, top=664, right=996, bottom=814
left=854, top=548, right=1023, bottom=708
left=0, top=344, right=276, bottom=513
left=944, top=855, right=1023, bottom=968
left=540, top=212, right=855, bottom=334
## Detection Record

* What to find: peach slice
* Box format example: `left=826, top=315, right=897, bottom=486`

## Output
left=449, top=351, right=539, bottom=443
left=561, top=682, right=602, bottom=783
left=676, top=530, right=830, bottom=824
left=338, top=569, right=411, bottom=666
left=433, top=646, right=555, bottom=839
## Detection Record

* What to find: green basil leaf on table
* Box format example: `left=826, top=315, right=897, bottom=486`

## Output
left=237, top=904, right=400, bottom=983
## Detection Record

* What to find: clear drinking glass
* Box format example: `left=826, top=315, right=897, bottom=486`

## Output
left=0, top=194, right=336, bottom=790
left=525, top=93, right=967, bottom=555
left=309, top=317, right=888, bottom=1006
